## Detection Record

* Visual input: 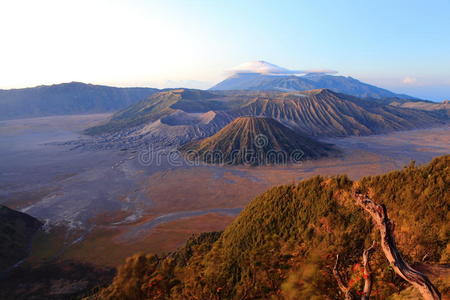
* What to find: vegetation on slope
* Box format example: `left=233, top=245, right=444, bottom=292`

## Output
left=359, top=158, right=450, bottom=263
left=94, top=155, right=450, bottom=299
left=0, top=260, right=114, bottom=300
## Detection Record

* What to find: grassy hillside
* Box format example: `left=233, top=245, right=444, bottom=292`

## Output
left=93, top=155, right=450, bottom=299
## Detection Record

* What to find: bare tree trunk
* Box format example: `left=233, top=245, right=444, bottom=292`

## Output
left=334, top=242, right=376, bottom=300
left=354, top=192, right=441, bottom=300
left=361, top=241, right=376, bottom=300
left=333, top=254, right=356, bottom=300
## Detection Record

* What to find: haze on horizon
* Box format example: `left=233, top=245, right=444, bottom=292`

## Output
left=1, top=0, right=449, bottom=100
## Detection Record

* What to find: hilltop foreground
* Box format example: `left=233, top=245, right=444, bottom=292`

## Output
left=0, top=205, right=42, bottom=271
left=91, top=155, right=450, bottom=299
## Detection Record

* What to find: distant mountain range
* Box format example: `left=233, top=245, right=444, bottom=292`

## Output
left=210, top=60, right=415, bottom=99
left=1, top=66, right=447, bottom=123
left=179, top=116, right=337, bottom=165
left=81, top=88, right=447, bottom=151
left=210, top=72, right=414, bottom=99
left=0, top=82, right=158, bottom=120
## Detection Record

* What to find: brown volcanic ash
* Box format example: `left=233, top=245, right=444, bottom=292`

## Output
left=231, top=89, right=446, bottom=137
left=179, top=116, right=338, bottom=165
left=82, top=88, right=447, bottom=150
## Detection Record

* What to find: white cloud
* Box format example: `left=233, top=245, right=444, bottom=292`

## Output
left=403, top=76, right=417, bottom=85
left=228, top=61, right=337, bottom=76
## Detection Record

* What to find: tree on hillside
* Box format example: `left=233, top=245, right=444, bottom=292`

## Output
left=334, top=241, right=376, bottom=300
left=353, top=192, right=441, bottom=300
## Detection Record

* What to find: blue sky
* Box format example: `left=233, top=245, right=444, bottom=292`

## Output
left=1, top=0, right=449, bottom=100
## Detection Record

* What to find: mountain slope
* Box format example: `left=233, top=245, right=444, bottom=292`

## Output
left=81, top=89, right=447, bottom=150
left=84, top=89, right=243, bottom=135
left=0, top=82, right=158, bottom=120
left=230, top=89, right=445, bottom=137
left=179, top=116, right=337, bottom=165
left=0, top=205, right=42, bottom=271
left=95, top=155, right=450, bottom=299
left=389, top=99, right=450, bottom=118
left=210, top=72, right=413, bottom=99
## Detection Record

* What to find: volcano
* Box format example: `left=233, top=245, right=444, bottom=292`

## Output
left=179, top=116, right=337, bottom=165
left=210, top=61, right=413, bottom=99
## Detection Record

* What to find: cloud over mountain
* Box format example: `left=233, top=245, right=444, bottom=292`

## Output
left=227, top=60, right=337, bottom=76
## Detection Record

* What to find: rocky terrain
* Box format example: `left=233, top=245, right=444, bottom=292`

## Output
left=179, top=116, right=338, bottom=165
left=389, top=99, right=450, bottom=117
left=75, top=88, right=448, bottom=151
left=209, top=64, right=413, bottom=98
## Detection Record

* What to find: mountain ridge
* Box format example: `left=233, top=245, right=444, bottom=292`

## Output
left=0, top=82, right=159, bottom=120
left=230, top=88, right=442, bottom=136
left=81, top=88, right=448, bottom=150
left=210, top=72, right=415, bottom=99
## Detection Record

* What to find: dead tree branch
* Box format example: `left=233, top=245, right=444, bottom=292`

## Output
left=361, top=241, right=376, bottom=300
left=333, top=254, right=356, bottom=300
left=354, top=192, right=441, bottom=300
